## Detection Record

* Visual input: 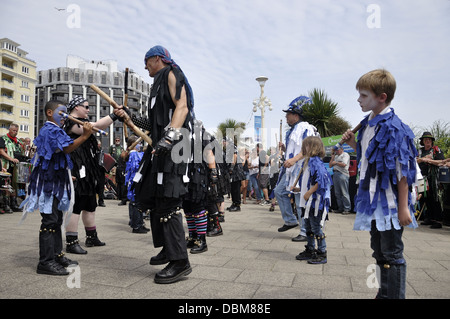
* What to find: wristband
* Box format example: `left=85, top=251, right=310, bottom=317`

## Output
left=109, top=113, right=119, bottom=121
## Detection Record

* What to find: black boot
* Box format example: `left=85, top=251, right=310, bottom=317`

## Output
left=55, top=252, right=78, bottom=267
left=149, top=248, right=169, bottom=265
left=10, top=196, right=22, bottom=212
left=154, top=259, right=192, bottom=284
left=2, top=196, right=12, bottom=214
left=85, top=229, right=106, bottom=247
left=190, top=235, right=208, bottom=254
left=38, top=226, right=69, bottom=275
left=186, top=235, right=197, bottom=248
left=66, top=235, right=87, bottom=254
left=207, top=214, right=223, bottom=237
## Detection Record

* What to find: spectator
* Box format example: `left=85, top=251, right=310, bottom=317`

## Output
left=329, top=145, right=351, bottom=214
left=257, top=144, right=271, bottom=205
left=249, top=148, right=262, bottom=204
left=1, top=124, right=23, bottom=212
left=416, top=132, right=445, bottom=228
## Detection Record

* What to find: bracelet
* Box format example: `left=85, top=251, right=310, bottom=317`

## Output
left=166, top=127, right=182, bottom=141
left=109, top=113, right=119, bottom=121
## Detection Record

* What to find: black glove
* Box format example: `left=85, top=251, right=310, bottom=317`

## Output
left=154, top=128, right=180, bottom=156
left=117, top=107, right=131, bottom=122
left=209, top=168, right=218, bottom=185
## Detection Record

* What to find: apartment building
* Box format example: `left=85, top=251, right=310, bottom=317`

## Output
left=0, top=38, right=37, bottom=139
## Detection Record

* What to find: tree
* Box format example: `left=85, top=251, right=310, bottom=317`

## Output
left=301, top=88, right=341, bottom=137
left=216, top=118, right=246, bottom=145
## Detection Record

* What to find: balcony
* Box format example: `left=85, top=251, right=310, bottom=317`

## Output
left=0, top=109, right=14, bottom=122
left=1, top=78, right=15, bottom=90
left=0, top=95, right=14, bottom=107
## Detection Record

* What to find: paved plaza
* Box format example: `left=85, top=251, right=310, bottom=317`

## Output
left=1, top=197, right=449, bottom=300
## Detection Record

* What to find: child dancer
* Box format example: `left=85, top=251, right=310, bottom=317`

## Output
left=343, top=69, right=418, bottom=299
left=294, top=136, right=332, bottom=264
left=124, top=136, right=147, bottom=233
left=20, top=100, right=93, bottom=275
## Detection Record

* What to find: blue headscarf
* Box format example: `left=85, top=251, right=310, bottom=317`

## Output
left=145, top=45, right=195, bottom=116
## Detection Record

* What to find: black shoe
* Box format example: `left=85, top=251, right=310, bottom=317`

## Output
left=295, top=246, right=315, bottom=261
left=85, top=230, right=106, bottom=247
left=430, top=222, right=442, bottom=229
left=308, top=250, right=327, bottom=264
left=66, top=237, right=88, bottom=254
left=229, top=205, right=241, bottom=212
left=278, top=224, right=298, bottom=232
left=186, top=236, right=196, bottom=248
left=190, top=236, right=208, bottom=254
left=154, top=259, right=192, bottom=284
left=132, top=226, right=148, bottom=234
left=98, top=201, right=106, bottom=207
left=118, top=200, right=127, bottom=206
left=150, top=249, right=169, bottom=265
left=421, top=219, right=433, bottom=226
left=292, top=234, right=307, bottom=242
left=36, top=261, right=69, bottom=276
left=55, top=254, right=78, bottom=267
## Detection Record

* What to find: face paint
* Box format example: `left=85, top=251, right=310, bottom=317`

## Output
left=53, top=105, right=68, bottom=127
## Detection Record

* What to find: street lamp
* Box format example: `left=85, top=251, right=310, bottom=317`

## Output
left=253, top=76, right=272, bottom=149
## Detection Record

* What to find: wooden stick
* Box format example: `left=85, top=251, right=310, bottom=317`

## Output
left=123, top=68, right=129, bottom=139
left=59, top=111, right=108, bottom=136
left=89, top=84, right=153, bottom=146
left=334, top=123, right=362, bottom=149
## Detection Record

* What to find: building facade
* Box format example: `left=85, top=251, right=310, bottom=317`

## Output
left=36, top=55, right=150, bottom=149
left=0, top=38, right=37, bottom=139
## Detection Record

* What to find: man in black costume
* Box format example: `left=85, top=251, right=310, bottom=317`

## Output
left=114, top=45, right=192, bottom=284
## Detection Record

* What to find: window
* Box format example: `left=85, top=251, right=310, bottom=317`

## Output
left=22, top=66, right=29, bottom=74
left=20, top=109, right=29, bottom=117
left=20, top=125, right=29, bottom=132
left=21, top=95, right=30, bottom=103
left=22, top=81, right=29, bottom=88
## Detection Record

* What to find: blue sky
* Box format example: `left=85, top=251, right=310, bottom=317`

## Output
left=2, top=0, right=449, bottom=146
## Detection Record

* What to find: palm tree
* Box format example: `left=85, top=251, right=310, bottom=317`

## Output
left=216, top=118, right=246, bottom=145
left=301, top=88, right=339, bottom=137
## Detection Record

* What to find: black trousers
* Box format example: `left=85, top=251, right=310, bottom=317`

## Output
left=230, top=180, right=241, bottom=205
left=39, top=199, right=63, bottom=264
left=149, top=197, right=188, bottom=261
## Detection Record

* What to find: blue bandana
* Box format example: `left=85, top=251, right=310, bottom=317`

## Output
left=144, top=45, right=195, bottom=115
left=283, top=96, right=312, bottom=115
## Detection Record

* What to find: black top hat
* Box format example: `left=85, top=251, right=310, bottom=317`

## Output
left=419, top=131, right=435, bottom=146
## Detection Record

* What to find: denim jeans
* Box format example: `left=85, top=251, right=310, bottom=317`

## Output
left=332, top=171, right=351, bottom=211
left=249, top=173, right=262, bottom=200
left=129, top=201, right=144, bottom=229
left=274, top=172, right=306, bottom=235
left=303, top=208, right=326, bottom=253
left=370, top=220, right=406, bottom=299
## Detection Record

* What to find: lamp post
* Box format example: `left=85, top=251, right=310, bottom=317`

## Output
left=253, top=76, right=272, bottom=149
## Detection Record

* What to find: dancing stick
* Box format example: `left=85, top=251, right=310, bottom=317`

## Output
left=89, top=84, right=153, bottom=146
left=334, top=123, right=362, bottom=149
left=59, top=111, right=108, bottom=136
left=123, top=68, right=129, bottom=139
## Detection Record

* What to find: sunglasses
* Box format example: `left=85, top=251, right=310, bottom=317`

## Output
left=78, top=104, right=89, bottom=109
